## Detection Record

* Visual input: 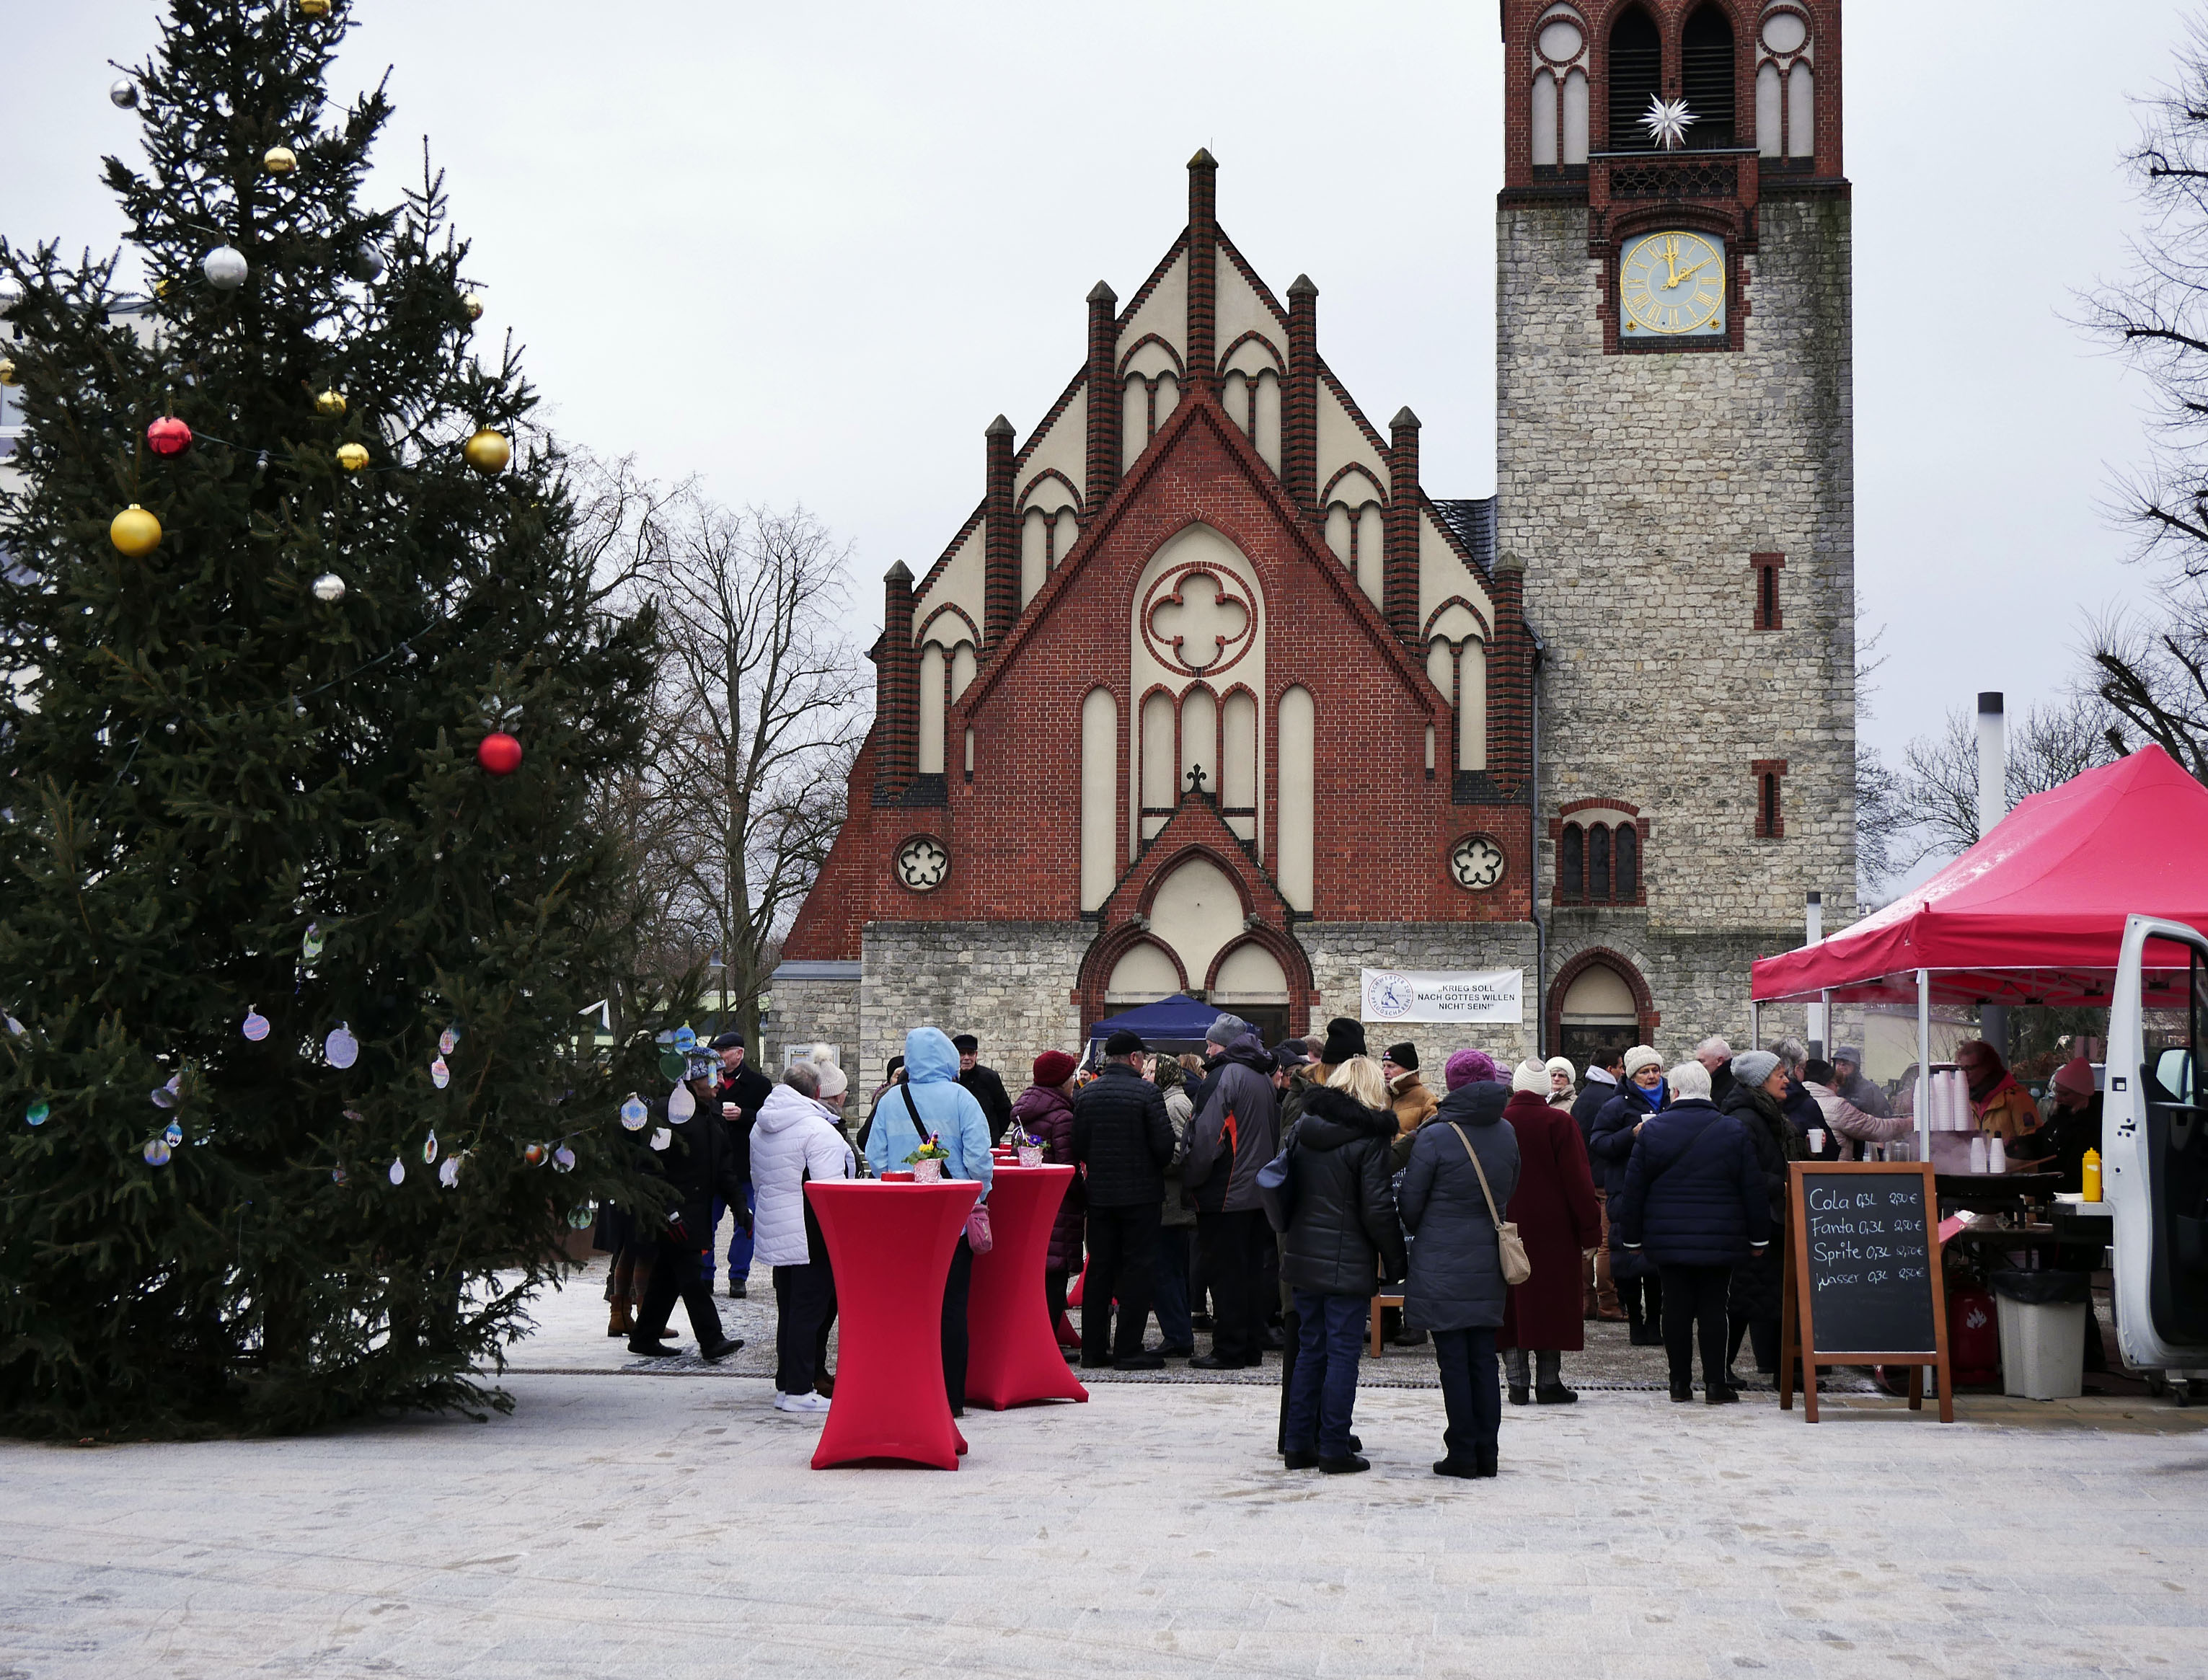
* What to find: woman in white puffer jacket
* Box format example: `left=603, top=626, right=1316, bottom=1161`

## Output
left=750, top=1065, right=857, bottom=1411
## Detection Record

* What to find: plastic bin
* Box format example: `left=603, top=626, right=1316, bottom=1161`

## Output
left=1990, top=1270, right=2090, bottom=1400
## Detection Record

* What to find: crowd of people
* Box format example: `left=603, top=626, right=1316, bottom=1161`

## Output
left=594, top=1013, right=2102, bottom=1478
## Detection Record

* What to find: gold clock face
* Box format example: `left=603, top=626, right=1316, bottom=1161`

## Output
left=1620, top=230, right=1726, bottom=338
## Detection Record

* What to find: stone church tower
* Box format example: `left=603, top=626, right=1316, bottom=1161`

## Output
left=772, top=0, right=1856, bottom=1087
left=1500, top=0, right=1855, bottom=1065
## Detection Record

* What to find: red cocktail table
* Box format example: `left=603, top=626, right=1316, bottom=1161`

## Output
left=805, top=1178, right=979, bottom=1469
left=966, top=1164, right=1088, bottom=1411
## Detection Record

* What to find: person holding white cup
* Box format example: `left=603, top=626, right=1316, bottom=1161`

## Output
left=1801, top=1058, right=1915, bottom=1162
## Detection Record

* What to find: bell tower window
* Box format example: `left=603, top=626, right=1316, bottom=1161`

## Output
left=1606, top=7, right=1662, bottom=152
left=1680, top=5, right=1736, bottom=149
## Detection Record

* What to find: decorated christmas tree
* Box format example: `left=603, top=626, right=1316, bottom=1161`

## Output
left=0, top=0, right=671, bottom=1437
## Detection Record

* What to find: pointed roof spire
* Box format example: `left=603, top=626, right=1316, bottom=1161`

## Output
left=1390, top=406, right=1421, bottom=431
left=1087, top=279, right=1117, bottom=305
left=1287, top=273, right=1317, bottom=299
left=885, top=560, right=913, bottom=585
left=1188, top=146, right=1217, bottom=170
left=985, top=413, right=1015, bottom=438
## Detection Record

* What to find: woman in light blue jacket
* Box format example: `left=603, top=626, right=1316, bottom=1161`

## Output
left=865, top=1027, right=994, bottom=1414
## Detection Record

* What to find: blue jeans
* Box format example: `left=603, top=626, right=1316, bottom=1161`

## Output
left=707, top=1186, right=755, bottom=1285
left=1431, top=1327, right=1501, bottom=1461
left=1284, top=1289, right=1366, bottom=1457
left=1152, top=1225, right=1193, bottom=1348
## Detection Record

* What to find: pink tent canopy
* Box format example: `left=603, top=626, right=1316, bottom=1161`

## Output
left=1752, top=745, right=2208, bottom=1007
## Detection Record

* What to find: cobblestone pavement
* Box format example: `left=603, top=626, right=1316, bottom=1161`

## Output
left=3, top=1265, right=2202, bottom=1680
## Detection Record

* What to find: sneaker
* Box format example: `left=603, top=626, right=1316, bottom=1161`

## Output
left=774, top=1390, right=831, bottom=1413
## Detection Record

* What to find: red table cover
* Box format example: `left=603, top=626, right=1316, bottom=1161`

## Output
left=965, top=1164, right=1089, bottom=1411
left=805, top=1179, right=978, bottom=1470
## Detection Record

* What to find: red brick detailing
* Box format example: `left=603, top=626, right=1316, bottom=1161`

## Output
left=1557, top=797, right=1643, bottom=819
left=1285, top=275, right=1318, bottom=514
left=873, top=562, right=918, bottom=805
left=1185, top=149, right=1218, bottom=397
left=1485, top=554, right=1532, bottom=796
left=1545, top=945, right=1660, bottom=1051
left=1422, top=596, right=1494, bottom=642
left=983, top=415, right=1017, bottom=647
left=1751, top=551, right=1783, bottom=629
left=1385, top=409, right=1421, bottom=644
left=1752, top=758, right=1790, bottom=839
left=1085, top=280, right=1119, bottom=516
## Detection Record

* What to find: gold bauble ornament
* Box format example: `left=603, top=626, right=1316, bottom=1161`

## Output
left=314, top=387, right=347, bottom=416
left=110, top=504, right=162, bottom=557
left=460, top=293, right=484, bottom=322
left=263, top=146, right=298, bottom=175
left=335, top=442, right=370, bottom=472
left=0, top=357, right=17, bottom=388
left=463, top=428, right=511, bottom=475
left=299, top=0, right=332, bottom=14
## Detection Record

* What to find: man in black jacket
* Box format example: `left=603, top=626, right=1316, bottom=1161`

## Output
left=953, top=1034, right=1015, bottom=1144
left=711, top=1032, right=774, bottom=1299
left=1070, top=1030, right=1178, bottom=1370
left=631, top=1077, right=750, bottom=1361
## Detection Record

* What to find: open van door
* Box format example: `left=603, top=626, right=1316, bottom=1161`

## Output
left=2108, top=914, right=2208, bottom=1373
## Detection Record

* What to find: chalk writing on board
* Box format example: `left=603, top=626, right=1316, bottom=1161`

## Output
left=1797, top=1173, right=1938, bottom=1355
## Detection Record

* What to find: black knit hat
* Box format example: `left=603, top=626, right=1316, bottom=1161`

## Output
left=1103, top=1028, right=1146, bottom=1058
left=1321, top=1017, right=1366, bottom=1065
left=1384, top=1042, right=1418, bottom=1071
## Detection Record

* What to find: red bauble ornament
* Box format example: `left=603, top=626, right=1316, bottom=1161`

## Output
left=477, top=732, right=523, bottom=776
left=146, top=415, right=193, bottom=457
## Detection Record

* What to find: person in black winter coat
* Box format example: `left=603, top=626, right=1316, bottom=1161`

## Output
left=1071, top=1030, right=1178, bottom=1369
left=1183, top=1027, right=1283, bottom=1369
left=953, top=1033, right=1017, bottom=1144
left=1279, top=1058, right=1407, bottom=1475
left=1721, top=1049, right=1803, bottom=1379
left=1400, top=1074, right=1520, bottom=1478
left=710, top=1031, right=774, bottom=1299
left=1587, top=1048, right=1668, bottom=1345
left=631, top=1076, right=751, bottom=1361
left=1615, top=1060, right=1770, bottom=1404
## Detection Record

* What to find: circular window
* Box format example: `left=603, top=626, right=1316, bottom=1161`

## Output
left=1449, top=834, right=1507, bottom=891
left=1537, top=19, right=1584, bottom=62
left=894, top=835, right=950, bottom=893
left=1760, top=11, right=1807, bottom=54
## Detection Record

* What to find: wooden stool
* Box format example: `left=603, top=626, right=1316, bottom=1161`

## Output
left=1370, top=1293, right=1404, bottom=1355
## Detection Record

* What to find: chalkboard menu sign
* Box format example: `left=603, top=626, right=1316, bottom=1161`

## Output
left=1780, top=1162, right=1952, bottom=1423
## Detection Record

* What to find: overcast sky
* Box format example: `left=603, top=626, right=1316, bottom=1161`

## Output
left=8, top=0, right=2199, bottom=784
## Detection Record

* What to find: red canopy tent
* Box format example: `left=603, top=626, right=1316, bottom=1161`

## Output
left=1753, top=745, right=2208, bottom=1010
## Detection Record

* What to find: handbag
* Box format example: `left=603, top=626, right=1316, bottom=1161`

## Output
left=902, top=1083, right=992, bottom=1253
left=1255, top=1118, right=1295, bottom=1234
left=1451, top=1121, right=1531, bottom=1286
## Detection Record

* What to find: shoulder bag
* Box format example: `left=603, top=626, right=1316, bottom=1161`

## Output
left=1450, top=1121, right=1531, bottom=1286
left=903, top=1084, right=992, bottom=1254
left=1255, top=1118, right=1295, bottom=1234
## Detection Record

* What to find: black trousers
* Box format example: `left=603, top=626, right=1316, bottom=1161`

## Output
left=1045, top=1266, right=1072, bottom=1344
left=1660, top=1263, right=1732, bottom=1389
left=940, top=1235, right=974, bottom=1411
left=1082, top=1203, right=1160, bottom=1363
left=636, top=1233, right=725, bottom=1348
left=1728, top=1312, right=1780, bottom=1374
left=772, top=1260, right=836, bottom=1395
left=1433, top=1326, right=1503, bottom=1460
left=1197, top=1208, right=1269, bottom=1363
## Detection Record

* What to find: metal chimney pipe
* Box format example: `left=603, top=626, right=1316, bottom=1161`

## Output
left=1806, top=890, right=1826, bottom=1059
left=1976, top=691, right=2007, bottom=843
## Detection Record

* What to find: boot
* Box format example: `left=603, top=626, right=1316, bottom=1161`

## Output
left=1534, top=1348, right=1578, bottom=1405
left=1632, top=1277, right=1665, bottom=1345
left=1472, top=1446, right=1498, bottom=1479
left=1505, top=1347, right=1530, bottom=1406
left=607, top=1296, right=632, bottom=1338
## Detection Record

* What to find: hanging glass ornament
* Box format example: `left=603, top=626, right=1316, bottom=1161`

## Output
left=110, top=78, right=139, bottom=109
left=4, top=1013, right=25, bottom=1037
left=151, top=1083, right=177, bottom=1109
left=202, top=246, right=248, bottom=290
left=143, top=1137, right=172, bottom=1166
left=348, top=241, right=386, bottom=282
left=311, top=572, right=346, bottom=602
left=343, top=1108, right=364, bottom=1123
left=301, top=924, right=324, bottom=962
left=299, top=0, right=332, bottom=14
left=26, top=1101, right=50, bottom=1126
left=619, top=1092, right=649, bottom=1131
left=332, top=1164, right=348, bottom=1184
left=325, top=1022, right=360, bottom=1069
left=461, top=292, right=485, bottom=321
left=521, top=1141, right=547, bottom=1166
left=567, top=1204, right=594, bottom=1229
left=649, top=1127, right=671, bottom=1151
left=109, top=505, right=162, bottom=557
left=552, top=1146, right=576, bottom=1173
left=430, top=1056, right=451, bottom=1089
left=667, top=1081, right=697, bottom=1123
left=477, top=732, right=522, bottom=775
left=335, top=442, right=370, bottom=472
left=147, top=415, right=193, bottom=456
left=163, top=1120, right=183, bottom=1148
left=440, top=1023, right=462, bottom=1056
left=263, top=146, right=297, bottom=175
left=438, top=1155, right=460, bottom=1188
left=388, top=1156, right=405, bottom=1185
left=422, top=1129, right=439, bottom=1164
left=314, top=387, right=347, bottom=417
left=657, top=1049, right=686, bottom=1082
left=673, top=1025, right=698, bottom=1053
left=242, top=1005, right=270, bottom=1041
left=0, top=356, right=17, bottom=388
left=463, top=428, right=511, bottom=475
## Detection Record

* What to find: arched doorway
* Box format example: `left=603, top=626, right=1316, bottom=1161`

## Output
left=1548, top=950, right=1656, bottom=1071
left=1207, top=938, right=1293, bottom=1048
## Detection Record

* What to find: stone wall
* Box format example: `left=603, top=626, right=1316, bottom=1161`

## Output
left=1300, top=921, right=1541, bottom=1066
left=856, top=920, right=1091, bottom=1111
left=761, top=969, right=861, bottom=1077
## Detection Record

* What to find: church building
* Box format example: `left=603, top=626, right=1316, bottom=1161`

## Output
left=773, top=0, right=1855, bottom=1085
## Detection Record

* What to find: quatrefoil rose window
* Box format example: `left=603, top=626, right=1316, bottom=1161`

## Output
left=1141, top=565, right=1256, bottom=677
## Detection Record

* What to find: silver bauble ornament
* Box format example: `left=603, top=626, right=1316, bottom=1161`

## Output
left=202, top=246, right=248, bottom=291
left=349, top=242, right=387, bottom=282
left=110, top=79, right=139, bottom=110
left=312, top=571, right=345, bottom=603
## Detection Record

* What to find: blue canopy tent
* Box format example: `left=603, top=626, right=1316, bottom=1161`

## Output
left=1085, top=994, right=1222, bottom=1063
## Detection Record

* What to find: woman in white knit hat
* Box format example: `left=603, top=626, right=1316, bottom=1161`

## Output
left=1586, top=1047, right=1668, bottom=1345
left=1544, top=1055, right=1576, bottom=1110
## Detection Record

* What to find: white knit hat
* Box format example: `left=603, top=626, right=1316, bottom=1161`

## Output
left=1545, top=1055, right=1576, bottom=1082
left=1512, top=1058, right=1549, bottom=1094
left=1622, top=1045, right=1662, bottom=1077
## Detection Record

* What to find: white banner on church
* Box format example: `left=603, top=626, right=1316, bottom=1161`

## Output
left=1360, top=968, right=1524, bottom=1025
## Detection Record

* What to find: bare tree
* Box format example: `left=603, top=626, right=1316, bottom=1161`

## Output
left=638, top=498, right=870, bottom=1047
left=1854, top=621, right=1910, bottom=902
left=1892, top=694, right=2117, bottom=864
left=2088, top=593, right=2208, bottom=778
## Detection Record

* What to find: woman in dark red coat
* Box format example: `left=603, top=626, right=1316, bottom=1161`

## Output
left=1010, top=1051, right=1085, bottom=1350
left=1498, top=1061, right=1603, bottom=1405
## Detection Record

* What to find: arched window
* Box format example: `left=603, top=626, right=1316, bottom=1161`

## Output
left=1560, top=823, right=1586, bottom=900
left=1589, top=823, right=1612, bottom=902
left=1681, top=5, right=1736, bottom=149
left=1615, top=824, right=1639, bottom=900
left=1607, top=7, right=1662, bottom=151
left=1558, top=815, right=1643, bottom=905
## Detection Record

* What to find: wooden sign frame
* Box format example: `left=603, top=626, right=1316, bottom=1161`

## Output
left=1779, top=1161, right=1953, bottom=1423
